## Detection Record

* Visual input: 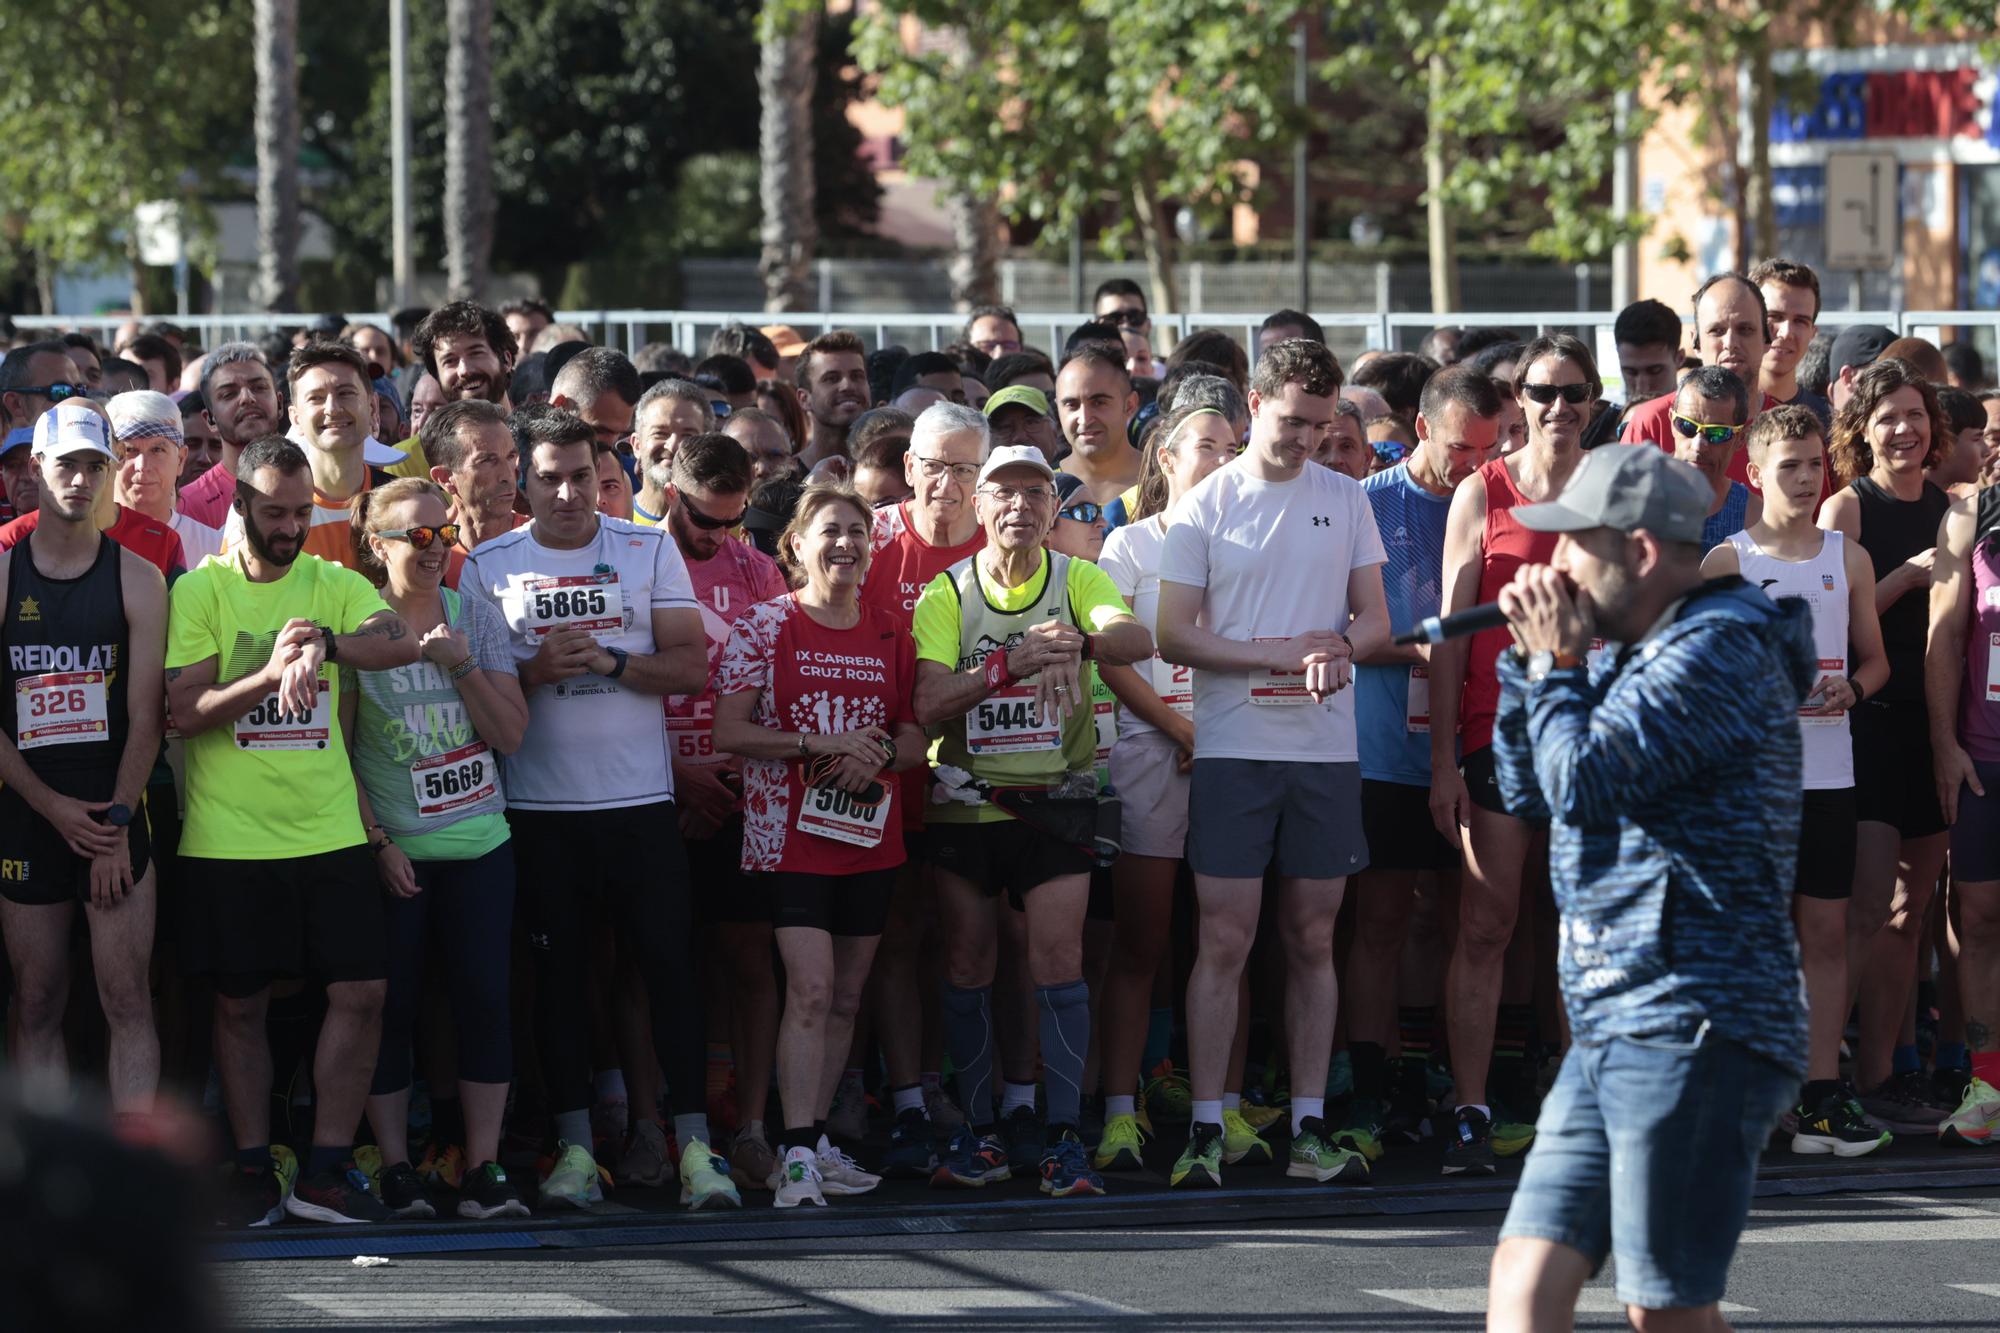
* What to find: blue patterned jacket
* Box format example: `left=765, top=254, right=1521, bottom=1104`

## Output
left=1493, top=577, right=1812, bottom=1076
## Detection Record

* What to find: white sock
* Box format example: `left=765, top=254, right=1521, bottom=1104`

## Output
left=1002, top=1081, right=1038, bottom=1116
left=1291, top=1096, right=1325, bottom=1137
left=1457, top=1102, right=1492, bottom=1121
left=1192, top=1098, right=1224, bottom=1129
left=892, top=1085, right=926, bottom=1116
left=673, top=1112, right=710, bottom=1149
left=1106, top=1094, right=1137, bottom=1119
left=744, top=1119, right=766, bottom=1141
left=593, top=1070, right=627, bottom=1102
left=1222, top=1091, right=1242, bottom=1112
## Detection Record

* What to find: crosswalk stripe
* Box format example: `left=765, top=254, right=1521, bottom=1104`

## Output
left=285, top=1294, right=624, bottom=1320
left=1363, top=1288, right=1753, bottom=1314
left=819, top=1288, right=1144, bottom=1317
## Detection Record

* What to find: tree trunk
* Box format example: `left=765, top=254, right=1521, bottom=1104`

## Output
left=946, top=193, right=1001, bottom=311
left=1424, top=54, right=1461, bottom=315
left=444, top=0, right=495, bottom=301
left=1742, top=23, right=1777, bottom=266
left=758, top=0, right=820, bottom=313
left=1130, top=179, right=1180, bottom=316
left=253, top=0, right=300, bottom=312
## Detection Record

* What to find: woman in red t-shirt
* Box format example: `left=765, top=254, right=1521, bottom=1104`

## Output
left=713, top=481, right=927, bottom=1207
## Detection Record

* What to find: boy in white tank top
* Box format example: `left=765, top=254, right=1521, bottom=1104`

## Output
left=1701, top=405, right=1890, bottom=1158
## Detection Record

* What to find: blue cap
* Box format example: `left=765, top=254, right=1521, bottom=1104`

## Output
left=0, top=427, right=32, bottom=458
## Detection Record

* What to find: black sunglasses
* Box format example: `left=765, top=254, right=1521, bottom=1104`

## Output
left=1520, top=382, right=1593, bottom=405
left=1059, top=499, right=1105, bottom=524
left=13, top=383, right=88, bottom=404
left=675, top=496, right=747, bottom=531
left=1100, top=309, right=1149, bottom=328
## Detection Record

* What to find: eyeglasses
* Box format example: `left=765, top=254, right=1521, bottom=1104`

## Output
left=911, top=454, right=981, bottom=484
left=1058, top=499, right=1104, bottom=523
left=13, top=383, right=88, bottom=404
left=1100, top=309, right=1149, bottom=329
left=675, top=496, right=748, bottom=530
left=1520, top=382, right=1593, bottom=405
left=979, top=483, right=1053, bottom=505
left=1670, top=412, right=1742, bottom=446
left=378, top=523, right=462, bottom=550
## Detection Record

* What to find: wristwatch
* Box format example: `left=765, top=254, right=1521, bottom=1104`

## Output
left=1526, top=650, right=1585, bottom=683
left=104, top=803, right=132, bottom=828
left=603, top=646, right=629, bottom=680
left=318, top=623, right=339, bottom=662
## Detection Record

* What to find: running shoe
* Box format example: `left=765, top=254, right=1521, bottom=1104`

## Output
left=270, top=1144, right=300, bottom=1200
left=416, top=1142, right=466, bottom=1191
left=931, top=1125, right=1011, bottom=1187
left=1383, top=1062, right=1433, bottom=1144
left=1940, top=1075, right=2000, bottom=1148
left=1490, top=1113, right=1537, bottom=1159
left=729, top=1127, right=779, bottom=1192
left=882, top=1108, right=939, bottom=1179
left=678, top=1138, right=743, bottom=1210
left=1935, top=1064, right=1973, bottom=1109
left=826, top=1071, right=870, bottom=1141
left=538, top=1141, right=605, bottom=1210
left=286, top=1164, right=392, bottom=1224
left=378, top=1160, right=436, bottom=1220
left=592, top=1096, right=630, bottom=1153
left=1040, top=1130, right=1106, bottom=1197
left=1145, top=1060, right=1193, bottom=1123
left=615, top=1119, right=673, bottom=1188
left=1135, top=1101, right=1156, bottom=1138
left=1238, top=1101, right=1284, bottom=1134
left=1443, top=1106, right=1497, bottom=1177
left=353, top=1143, right=385, bottom=1193
left=1331, top=1095, right=1386, bottom=1163
left=1287, top=1118, right=1369, bottom=1183
left=1859, top=1071, right=1949, bottom=1135
left=1222, top=1107, right=1274, bottom=1165
left=458, top=1162, right=530, bottom=1219
left=1170, top=1123, right=1223, bottom=1188
left=772, top=1145, right=826, bottom=1209
left=217, top=1166, right=286, bottom=1229
left=924, top=1083, right=966, bottom=1132
left=1793, top=1090, right=1892, bottom=1157
left=1002, top=1104, right=1044, bottom=1166
left=815, top=1135, right=881, bottom=1196
left=1093, top=1113, right=1147, bottom=1172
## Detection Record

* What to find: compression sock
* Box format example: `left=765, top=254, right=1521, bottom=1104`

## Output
left=1893, top=1044, right=1922, bottom=1077
left=942, top=983, right=996, bottom=1128
left=1036, top=979, right=1092, bottom=1132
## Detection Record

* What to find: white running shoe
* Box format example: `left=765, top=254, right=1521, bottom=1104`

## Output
left=772, top=1145, right=825, bottom=1209
left=815, top=1134, right=882, bottom=1196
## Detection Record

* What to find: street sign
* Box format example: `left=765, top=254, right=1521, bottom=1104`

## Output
left=1825, top=152, right=1898, bottom=271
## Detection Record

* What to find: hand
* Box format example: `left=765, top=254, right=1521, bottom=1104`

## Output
left=277, top=653, right=322, bottom=719
left=1936, top=738, right=1986, bottom=827
left=1302, top=649, right=1353, bottom=702
left=1497, top=564, right=1592, bottom=659
left=270, top=618, right=321, bottom=668
left=828, top=752, right=888, bottom=794
left=42, top=794, right=121, bottom=859
left=1265, top=630, right=1350, bottom=675
left=807, top=455, right=851, bottom=484
left=1163, top=713, right=1196, bottom=755
left=88, top=838, right=134, bottom=909
left=1898, top=548, right=1938, bottom=592
left=1429, top=765, right=1470, bottom=850
left=374, top=842, right=420, bottom=898
left=420, top=624, right=472, bottom=670
left=1175, top=747, right=1194, bottom=775
left=806, top=726, right=894, bottom=769
left=674, top=759, right=739, bottom=828
left=1005, top=620, right=1087, bottom=681
left=528, top=628, right=599, bottom=685
left=1038, top=656, right=1083, bottom=725
left=1805, top=674, right=1857, bottom=714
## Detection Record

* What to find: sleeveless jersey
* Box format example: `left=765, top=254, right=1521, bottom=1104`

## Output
left=1728, top=529, right=1853, bottom=789
left=1, top=537, right=128, bottom=778
left=1461, top=458, right=1558, bottom=754
left=1961, top=489, right=2000, bottom=764
left=1850, top=475, right=1949, bottom=705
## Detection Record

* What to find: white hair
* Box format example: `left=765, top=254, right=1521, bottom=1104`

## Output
left=911, top=400, right=991, bottom=460
left=106, top=389, right=184, bottom=442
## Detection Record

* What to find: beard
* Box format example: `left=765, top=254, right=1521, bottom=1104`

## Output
left=242, top=510, right=302, bottom=567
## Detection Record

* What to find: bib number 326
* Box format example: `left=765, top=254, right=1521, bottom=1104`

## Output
left=16, top=670, right=109, bottom=749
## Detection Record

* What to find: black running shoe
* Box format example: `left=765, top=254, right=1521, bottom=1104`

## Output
left=1442, top=1105, right=1496, bottom=1177
left=379, top=1160, right=437, bottom=1219
left=218, top=1167, right=285, bottom=1228
left=286, top=1164, right=392, bottom=1224
left=457, top=1161, right=531, bottom=1220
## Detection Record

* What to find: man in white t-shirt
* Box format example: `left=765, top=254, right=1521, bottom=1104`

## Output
left=458, top=405, right=740, bottom=1212
left=1157, top=338, right=1389, bottom=1188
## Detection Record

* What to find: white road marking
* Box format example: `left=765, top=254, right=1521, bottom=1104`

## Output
left=1950, top=1284, right=2000, bottom=1299
left=820, top=1288, right=1144, bottom=1317
left=1741, top=1219, right=2000, bottom=1243
left=1364, top=1288, right=1752, bottom=1315
left=285, top=1293, right=625, bottom=1321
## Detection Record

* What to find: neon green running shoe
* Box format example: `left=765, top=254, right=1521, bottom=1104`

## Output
left=1239, top=1101, right=1285, bottom=1133
left=1170, top=1123, right=1223, bottom=1187
left=1332, top=1095, right=1386, bottom=1163
left=1491, top=1117, right=1536, bottom=1158
left=1940, top=1075, right=2000, bottom=1148
left=1145, top=1060, right=1192, bottom=1123
left=1222, top=1108, right=1273, bottom=1165
left=539, top=1141, right=604, bottom=1210
left=1093, top=1112, right=1147, bottom=1171
left=1286, top=1117, right=1369, bottom=1183
left=678, top=1138, right=743, bottom=1210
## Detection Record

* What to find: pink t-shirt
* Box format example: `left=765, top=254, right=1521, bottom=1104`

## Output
left=663, top=537, right=788, bottom=774
left=177, top=459, right=235, bottom=529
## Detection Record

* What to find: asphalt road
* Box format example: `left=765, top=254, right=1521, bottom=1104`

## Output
left=215, top=1185, right=2000, bottom=1331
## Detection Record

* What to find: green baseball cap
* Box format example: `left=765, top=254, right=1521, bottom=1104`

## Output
left=983, top=385, right=1050, bottom=419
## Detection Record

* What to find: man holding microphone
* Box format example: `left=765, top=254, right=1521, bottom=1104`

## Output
left=1479, top=446, right=1811, bottom=1332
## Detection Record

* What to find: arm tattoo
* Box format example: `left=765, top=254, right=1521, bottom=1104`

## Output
left=357, top=616, right=409, bottom=641
left=1968, top=1017, right=1992, bottom=1051
left=164, top=667, right=182, bottom=682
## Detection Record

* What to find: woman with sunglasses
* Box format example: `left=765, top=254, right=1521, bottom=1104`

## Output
left=342, top=477, right=532, bottom=1220
left=1427, top=332, right=1600, bottom=1174
left=711, top=480, right=928, bottom=1208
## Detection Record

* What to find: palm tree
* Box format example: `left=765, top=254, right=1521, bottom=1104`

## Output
left=444, top=0, right=495, bottom=302
left=758, top=0, right=819, bottom=313
left=253, top=0, right=300, bottom=312
left=947, top=194, right=1000, bottom=311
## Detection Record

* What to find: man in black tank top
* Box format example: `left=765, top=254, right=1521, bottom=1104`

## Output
left=0, top=403, right=167, bottom=1116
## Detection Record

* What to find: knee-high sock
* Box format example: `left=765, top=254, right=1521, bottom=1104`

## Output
left=943, top=983, right=995, bottom=1130
left=1037, top=978, right=1091, bottom=1131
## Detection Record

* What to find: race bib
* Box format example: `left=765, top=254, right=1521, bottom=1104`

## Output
left=1151, top=656, right=1193, bottom=717
left=409, top=740, right=498, bottom=818
left=1406, top=664, right=1431, bottom=734
left=665, top=703, right=719, bottom=764
left=1249, top=636, right=1311, bottom=705
left=523, top=573, right=623, bottom=641
left=15, top=670, right=109, bottom=750
left=235, top=679, right=332, bottom=750
left=966, top=684, right=1061, bottom=754
left=1988, top=634, right=2000, bottom=703
left=1801, top=658, right=1849, bottom=725
left=795, top=781, right=890, bottom=848
left=1093, top=695, right=1116, bottom=761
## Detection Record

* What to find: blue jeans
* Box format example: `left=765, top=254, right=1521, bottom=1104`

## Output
left=1499, top=1024, right=1795, bottom=1309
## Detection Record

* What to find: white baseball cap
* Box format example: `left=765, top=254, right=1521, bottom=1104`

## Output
left=976, top=442, right=1057, bottom=487
left=32, top=402, right=115, bottom=461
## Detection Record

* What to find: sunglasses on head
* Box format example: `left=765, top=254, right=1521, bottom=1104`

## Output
left=676, top=496, right=747, bottom=530
left=1520, top=382, right=1593, bottom=405
left=1670, top=412, right=1741, bottom=446
left=378, top=523, right=461, bottom=550
left=1059, top=499, right=1104, bottom=524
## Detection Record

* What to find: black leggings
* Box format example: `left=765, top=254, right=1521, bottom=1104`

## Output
left=369, top=839, right=517, bottom=1094
left=508, top=803, right=704, bottom=1118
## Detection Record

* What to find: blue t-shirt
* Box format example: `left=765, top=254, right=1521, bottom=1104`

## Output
left=1356, top=463, right=1452, bottom=785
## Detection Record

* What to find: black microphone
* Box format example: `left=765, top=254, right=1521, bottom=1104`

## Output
left=1393, top=602, right=1508, bottom=646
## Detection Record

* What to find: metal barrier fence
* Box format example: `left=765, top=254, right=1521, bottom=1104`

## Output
left=10, top=306, right=1985, bottom=361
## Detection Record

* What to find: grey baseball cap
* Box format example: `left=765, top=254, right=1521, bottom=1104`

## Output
left=1514, top=445, right=1712, bottom=543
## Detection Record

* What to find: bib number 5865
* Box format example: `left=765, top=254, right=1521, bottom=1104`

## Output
left=532, top=587, right=606, bottom=620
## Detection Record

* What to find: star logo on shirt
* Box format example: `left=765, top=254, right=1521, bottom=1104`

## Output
left=16, top=597, right=37, bottom=621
